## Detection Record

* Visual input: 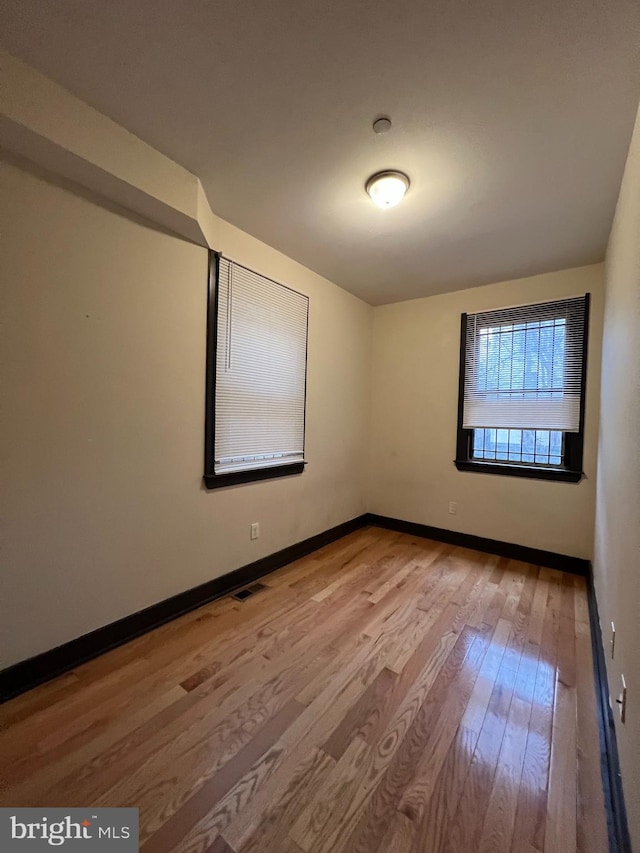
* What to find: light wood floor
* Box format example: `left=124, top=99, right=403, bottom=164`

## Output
left=0, top=527, right=609, bottom=852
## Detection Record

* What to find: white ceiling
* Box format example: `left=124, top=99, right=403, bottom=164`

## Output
left=1, top=1, right=639, bottom=304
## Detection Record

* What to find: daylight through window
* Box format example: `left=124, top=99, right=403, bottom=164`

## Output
left=204, top=254, right=309, bottom=488
left=455, top=295, right=590, bottom=481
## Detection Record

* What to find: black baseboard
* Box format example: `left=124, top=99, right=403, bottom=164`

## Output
left=0, top=514, right=368, bottom=703
left=1, top=510, right=630, bottom=851
left=0, top=511, right=598, bottom=704
left=586, top=564, right=632, bottom=853
left=365, top=513, right=590, bottom=576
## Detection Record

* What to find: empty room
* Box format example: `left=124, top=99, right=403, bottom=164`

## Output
left=1, top=2, right=639, bottom=852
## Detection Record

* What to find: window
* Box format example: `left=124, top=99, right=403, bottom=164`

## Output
left=455, top=294, right=590, bottom=482
left=204, top=252, right=309, bottom=489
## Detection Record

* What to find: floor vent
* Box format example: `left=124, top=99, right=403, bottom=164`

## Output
left=231, top=582, right=267, bottom=602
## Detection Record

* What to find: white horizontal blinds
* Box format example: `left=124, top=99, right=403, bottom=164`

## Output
left=215, top=258, right=308, bottom=474
left=463, top=295, right=587, bottom=432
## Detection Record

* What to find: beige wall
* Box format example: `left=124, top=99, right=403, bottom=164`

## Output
left=0, top=146, right=608, bottom=675
left=0, top=50, right=208, bottom=247
left=368, top=265, right=604, bottom=559
left=594, top=104, right=640, bottom=848
left=0, top=153, right=372, bottom=667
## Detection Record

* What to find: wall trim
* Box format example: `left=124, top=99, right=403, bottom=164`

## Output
left=0, top=512, right=595, bottom=703
left=586, top=563, right=632, bottom=853
left=1, top=510, right=629, bottom=851
left=364, top=513, right=590, bottom=575
left=0, top=514, right=368, bottom=703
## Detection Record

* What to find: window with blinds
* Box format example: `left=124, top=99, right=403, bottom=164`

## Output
left=455, top=294, right=590, bottom=482
left=204, top=253, right=309, bottom=488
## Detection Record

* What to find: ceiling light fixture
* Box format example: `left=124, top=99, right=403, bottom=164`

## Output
left=366, top=170, right=410, bottom=208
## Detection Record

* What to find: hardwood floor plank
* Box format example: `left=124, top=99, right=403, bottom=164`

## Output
left=377, top=811, right=415, bottom=853
left=202, top=837, right=235, bottom=853
left=512, top=578, right=558, bottom=853
left=575, top=616, right=609, bottom=853
left=442, top=640, right=522, bottom=853
left=2, top=684, right=189, bottom=806
left=321, top=666, right=396, bottom=761
left=0, top=529, right=607, bottom=853
left=544, top=585, right=578, bottom=853
left=238, top=747, right=335, bottom=853
left=100, top=611, right=370, bottom=837
left=460, top=618, right=511, bottom=733
left=476, top=643, right=539, bottom=853
left=398, top=628, right=495, bottom=827
left=139, top=699, right=305, bottom=851
left=219, top=638, right=393, bottom=851
left=289, top=736, right=369, bottom=851
left=322, top=627, right=490, bottom=853
left=366, top=542, right=444, bottom=604
left=410, top=723, right=480, bottom=853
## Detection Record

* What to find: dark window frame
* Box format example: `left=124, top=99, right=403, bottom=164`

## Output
left=204, top=250, right=308, bottom=490
left=454, top=294, right=590, bottom=483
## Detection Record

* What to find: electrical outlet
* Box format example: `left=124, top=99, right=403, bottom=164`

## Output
left=611, top=622, right=616, bottom=659
left=617, top=675, right=627, bottom=723
left=448, top=501, right=457, bottom=515
left=250, top=522, right=259, bottom=540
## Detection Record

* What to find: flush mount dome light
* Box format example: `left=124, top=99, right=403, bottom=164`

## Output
left=366, top=170, right=410, bottom=208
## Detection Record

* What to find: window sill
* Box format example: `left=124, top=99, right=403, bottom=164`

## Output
left=204, top=461, right=305, bottom=490
left=454, top=459, right=583, bottom=483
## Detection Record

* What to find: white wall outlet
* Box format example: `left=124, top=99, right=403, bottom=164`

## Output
left=448, top=501, right=457, bottom=515
left=250, top=522, right=259, bottom=540
left=611, top=622, right=616, bottom=659
left=617, top=674, right=627, bottom=723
